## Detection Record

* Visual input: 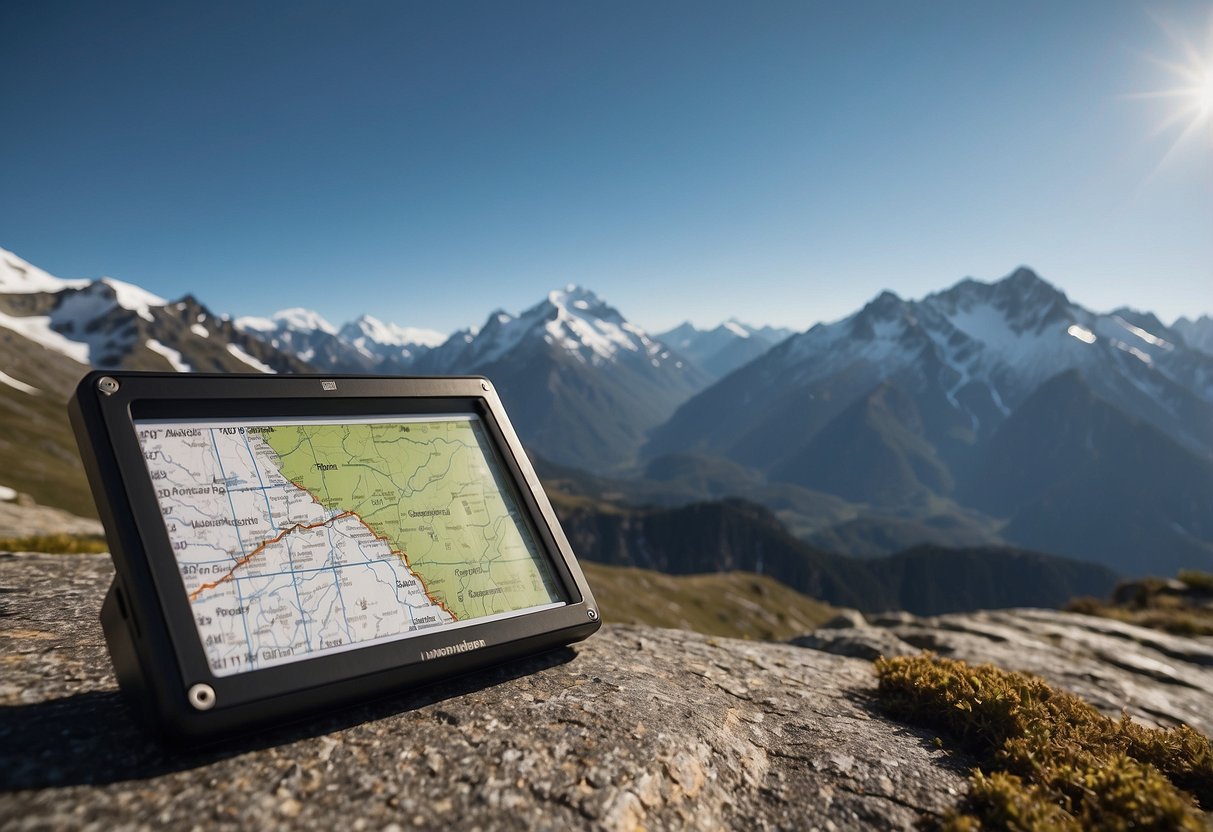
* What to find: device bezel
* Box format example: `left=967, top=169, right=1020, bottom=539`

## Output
left=70, top=371, right=600, bottom=738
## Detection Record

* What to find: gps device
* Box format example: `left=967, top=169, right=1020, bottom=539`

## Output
left=69, top=371, right=600, bottom=741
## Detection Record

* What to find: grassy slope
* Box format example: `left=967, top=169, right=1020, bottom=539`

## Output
left=581, top=560, right=836, bottom=641
left=0, top=329, right=96, bottom=517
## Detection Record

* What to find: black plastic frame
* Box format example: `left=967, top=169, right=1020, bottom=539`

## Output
left=70, top=371, right=600, bottom=741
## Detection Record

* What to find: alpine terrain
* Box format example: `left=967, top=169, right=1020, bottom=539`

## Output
left=646, top=267, right=1213, bottom=575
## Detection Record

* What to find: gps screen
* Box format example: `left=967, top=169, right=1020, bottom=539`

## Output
left=134, top=414, right=565, bottom=677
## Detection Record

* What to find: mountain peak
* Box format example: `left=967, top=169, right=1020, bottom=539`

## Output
left=0, top=247, right=88, bottom=294
left=271, top=307, right=338, bottom=335
left=1004, top=265, right=1044, bottom=285
left=546, top=284, right=608, bottom=313
left=855, top=289, right=907, bottom=322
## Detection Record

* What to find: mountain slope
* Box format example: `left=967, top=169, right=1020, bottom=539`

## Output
left=770, top=379, right=954, bottom=505
left=1, top=248, right=312, bottom=376
left=966, top=370, right=1213, bottom=576
left=0, top=247, right=313, bottom=517
left=553, top=494, right=1117, bottom=614
left=415, top=286, right=709, bottom=472
left=1174, top=314, right=1213, bottom=357
left=0, top=325, right=95, bottom=516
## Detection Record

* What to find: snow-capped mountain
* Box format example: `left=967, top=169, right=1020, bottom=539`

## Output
left=236, top=310, right=445, bottom=373
left=1175, top=315, right=1213, bottom=357
left=0, top=247, right=88, bottom=295
left=0, top=246, right=313, bottom=516
left=657, top=319, right=793, bottom=379
left=652, top=267, right=1213, bottom=465
left=235, top=308, right=380, bottom=372
left=420, top=285, right=686, bottom=372
left=0, top=246, right=312, bottom=378
left=339, top=315, right=445, bottom=368
left=646, top=266, right=1213, bottom=573
left=412, top=285, right=709, bottom=471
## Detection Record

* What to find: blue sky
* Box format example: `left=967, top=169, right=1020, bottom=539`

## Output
left=1, top=1, right=1210, bottom=335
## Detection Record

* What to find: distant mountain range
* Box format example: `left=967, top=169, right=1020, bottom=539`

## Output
left=655, top=319, right=794, bottom=378
left=647, top=268, right=1213, bottom=574
left=2, top=243, right=1211, bottom=580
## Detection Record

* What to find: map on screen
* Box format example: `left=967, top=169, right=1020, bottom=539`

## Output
left=135, top=414, right=564, bottom=677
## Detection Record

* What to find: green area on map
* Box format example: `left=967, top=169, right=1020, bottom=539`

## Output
left=261, top=419, right=562, bottom=620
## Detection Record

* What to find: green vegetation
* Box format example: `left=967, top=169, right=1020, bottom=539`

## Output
left=875, top=653, right=1212, bottom=830
left=1178, top=570, right=1213, bottom=594
left=581, top=561, right=836, bottom=641
left=1066, top=571, right=1213, bottom=637
left=0, top=533, right=109, bottom=554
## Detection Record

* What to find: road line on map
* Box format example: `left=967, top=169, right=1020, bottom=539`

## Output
left=188, top=511, right=356, bottom=601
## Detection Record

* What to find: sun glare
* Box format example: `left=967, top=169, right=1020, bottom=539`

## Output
left=1201, top=66, right=1213, bottom=116
left=1129, top=14, right=1213, bottom=173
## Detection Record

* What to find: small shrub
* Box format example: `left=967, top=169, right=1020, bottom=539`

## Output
left=876, top=653, right=1212, bottom=830
left=1177, top=570, right=1213, bottom=595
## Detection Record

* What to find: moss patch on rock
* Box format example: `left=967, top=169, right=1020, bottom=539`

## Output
left=1067, top=570, right=1213, bottom=637
left=875, top=652, right=1212, bottom=830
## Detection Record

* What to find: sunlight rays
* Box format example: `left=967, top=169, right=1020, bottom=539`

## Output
left=1126, top=12, right=1213, bottom=177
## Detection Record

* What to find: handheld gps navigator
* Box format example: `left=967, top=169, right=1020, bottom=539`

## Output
left=69, top=371, right=600, bottom=741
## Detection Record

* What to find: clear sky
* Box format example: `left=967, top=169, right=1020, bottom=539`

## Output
left=1, top=1, right=1210, bottom=336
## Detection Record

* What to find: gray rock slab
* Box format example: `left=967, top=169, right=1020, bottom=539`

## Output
left=0, top=553, right=969, bottom=831
left=0, top=500, right=104, bottom=539
left=790, top=628, right=917, bottom=661
left=874, top=608, right=1213, bottom=736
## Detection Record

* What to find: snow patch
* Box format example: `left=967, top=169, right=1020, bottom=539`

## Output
left=722, top=320, right=751, bottom=338
left=100, top=277, right=166, bottom=323
left=273, top=308, right=337, bottom=334
left=226, top=343, right=276, bottom=373
left=0, top=484, right=17, bottom=502
left=146, top=339, right=191, bottom=372
left=190, top=323, right=209, bottom=338
left=0, top=309, right=90, bottom=363
left=344, top=316, right=446, bottom=349
left=0, top=370, right=39, bottom=395
left=1112, top=340, right=1154, bottom=366
left=1067, top=324, right=1097, bottom=344
left=1111, top=315, right=1173, bottom=350
left=234, top=315, right=277, bottom=333
left=0, top=247, right=88, bottom=294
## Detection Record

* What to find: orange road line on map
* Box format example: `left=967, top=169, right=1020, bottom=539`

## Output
left=188, top=503, right=458, bottom=622
left=344, top=510, right=458, bottom=620
left=274, top=467, right=459, bottom=620
left=188, top=511, right=356, bottom=601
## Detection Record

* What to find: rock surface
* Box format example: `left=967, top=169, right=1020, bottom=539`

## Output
left=801, top=608, right=1213, bottom=736
left=0, top=553, right=968, bottom=831
left=0, top=497, right=103, bottom=539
